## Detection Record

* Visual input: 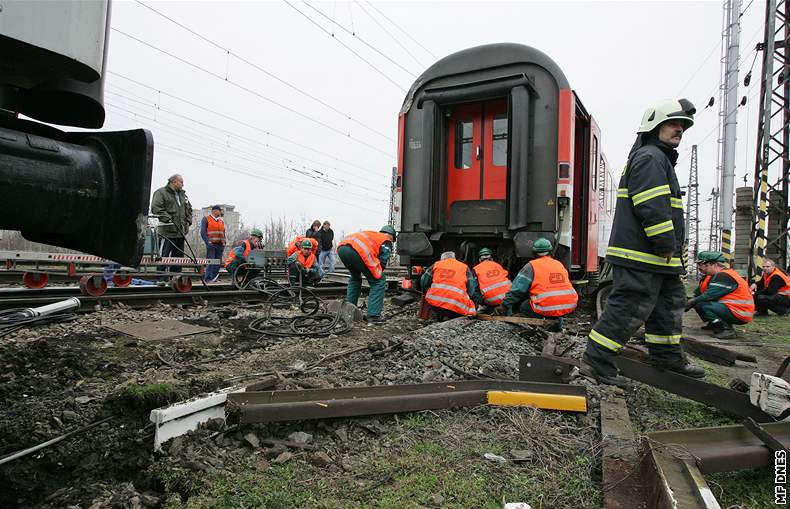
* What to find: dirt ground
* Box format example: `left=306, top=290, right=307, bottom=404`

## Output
left=0, top=292, right=784, bottom=508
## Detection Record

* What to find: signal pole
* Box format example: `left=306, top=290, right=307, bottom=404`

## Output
left=709, top=187, right=721, bottom=251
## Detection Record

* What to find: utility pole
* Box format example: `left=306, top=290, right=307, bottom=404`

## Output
left=749, top=0, right=790, bottom=279
left=709, top=187, right=721, bottom=251
left=719, top=0, right=742, bottom=259
left=686, top=145, right=700, bottom=274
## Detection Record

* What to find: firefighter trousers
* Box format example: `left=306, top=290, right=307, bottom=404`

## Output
left=585, top=265, right=686, bottom=377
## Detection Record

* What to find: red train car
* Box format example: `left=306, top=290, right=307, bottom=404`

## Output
left=393, top=43, right=615, bottom=282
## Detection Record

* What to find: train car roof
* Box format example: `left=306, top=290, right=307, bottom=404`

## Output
left=401, top=43, right=570, bottom=112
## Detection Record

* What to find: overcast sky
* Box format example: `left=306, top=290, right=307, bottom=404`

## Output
left=100, top=0, right=766, bottom=241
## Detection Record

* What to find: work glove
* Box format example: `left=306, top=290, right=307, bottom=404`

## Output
left=684, top=298, right=695, bottom=312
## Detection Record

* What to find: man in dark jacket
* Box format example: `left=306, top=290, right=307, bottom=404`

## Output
left=151, top=174, right=192, bottom=275
left=318, top=220, right=336, bottom=274
left=750, top=258, right=790, bottom=316
left=584, top=99, right=704, bottom=388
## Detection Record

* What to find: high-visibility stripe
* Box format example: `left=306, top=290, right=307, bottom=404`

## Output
left=432, top=283, right=467, bottom=296
left=644, top=333, right=681, bottom=345
left=530, top=289, right=578, bottom=301
left=617, top=188, right=629, bottom=198
left=729, top=308, right=754, bottom=318
left=425, top=294, right=476, bottom=314
left=632, top=185, right=671, bottom=205
left=644, top=220, right=674, bottom=237
left=709, top=282, right=731, bottom=288
left=481, top=280, right=511, bottom=293
left=780, top=290, right=790, bottom=296
left=533, top=302, right=577, bottom=312
left=670, top=197, right=683, bottom=209
left=484, top=295, right=506, bottom=305
left=589, top=329, right=623, bottom=352
left=720, top=299, right=754, bottom=305
left=607, top=246, right=682, bottom=267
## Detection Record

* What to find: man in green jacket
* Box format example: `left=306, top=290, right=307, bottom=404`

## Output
left=151, top=174, right=192, bottom=275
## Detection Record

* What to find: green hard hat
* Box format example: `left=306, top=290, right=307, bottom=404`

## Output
left=695, top=250, right=725, bottom=263
left=250, top=228, right=263, bottom=238
left=533, top=238, right=552, bottom=253
left=300, top=239, right=313, bottom=248
left=380, top=225, right=397, bottom=238
left=478, top=247, right=493, bottom=258
left=637, top=98, right=695, bottom=133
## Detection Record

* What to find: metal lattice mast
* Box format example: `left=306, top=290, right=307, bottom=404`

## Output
left=710, top=187, right=721, bottom=250
left=388, top=166, right=397, bottom=226
left=720, top=0, right=742, bottom=259
left=686, top=145, right=700, bottom=267
left=749, top=0, right=790, bottom=278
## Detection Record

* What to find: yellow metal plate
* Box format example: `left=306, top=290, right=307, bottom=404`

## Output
left=486, top=391, right=587, bottom=413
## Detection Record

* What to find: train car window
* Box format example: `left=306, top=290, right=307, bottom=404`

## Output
left=492, top=114, right=508, bottom=166
left=591, top=136, right=599, bottom=191
left=455, top=120, right=473, bottom=169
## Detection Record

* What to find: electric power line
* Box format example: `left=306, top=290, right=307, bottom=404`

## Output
left=363, top=1, right=436, bottom=59
left=353, top=0, right=426, bottom=68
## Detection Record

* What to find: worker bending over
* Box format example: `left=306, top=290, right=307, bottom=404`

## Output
left=287, top=239, right=321, bottom=287
left=473, top=248, right=512, bottom=309
left=421, top=252, right=481, bottom=320
left=287, top=235, right=319, bottom=257
left=224, top=229, right=264, bottom=282
left=687, top=251, right=754, bottom=339
left=337, top=226, right=396, bottom=324
left=750, top=258, right=790, bottom=316
left=497, top=238, right=577, bottom=326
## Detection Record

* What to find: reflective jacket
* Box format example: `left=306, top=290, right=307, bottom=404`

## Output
left=224, top=239, right=252, bottom=268
left=473, top=260, right=511, bottom=306
left=700, top=269, right=755, bottom=322
left=424, top=258, right=477, bottom=316
left=205, top=215, right=225, bottom=244
left=287, top=236, right=319, bottom=257
left=338, top=231, right=392, bottom=280
left=761, top=269, right=790, bottom=297
left=527, top=256, right=578, bottom=316
left=606, top=136, right=685, bottom=274
left=295, top=251, right=316, bottom=269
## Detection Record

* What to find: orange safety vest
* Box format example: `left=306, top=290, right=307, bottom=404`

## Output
left=338, top=231, right=392, bottom=280
left=699, top=269, right=755, bottom=322
left=287, top=236, right=319, bottom=257
left=224, top=239, right=252, bottom=268
left=527, top=256, right=578, bottom=317
left=294, top=251, right=316, bottom=269
left=205, top=215, right=225, bottom=244
left=473, top=260, right=512, bottom=306
left=763, top=268, right=790, bottom=297
left=424, top=258, right=476, bottom=316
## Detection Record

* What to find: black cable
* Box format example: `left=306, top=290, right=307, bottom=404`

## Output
left=0, top=309, right=78, bottom=339
left=247, top=282, right=351, bottom=337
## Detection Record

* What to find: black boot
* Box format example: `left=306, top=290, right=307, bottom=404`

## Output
left=710, top=320, right=736, bottom=339
left=648, top=344, right=706, bottom=379
left=582, top=343, right=630, bottom=389
left=700, top=321, right=716, bottom=330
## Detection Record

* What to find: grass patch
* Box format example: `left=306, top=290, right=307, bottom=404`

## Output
left=709, top=466, right=777, bottom=509
left=121, top=382, right=185, bottom=412
left=629, top=383, right=738, bottom=433
left=743, top=314, right=790, bottom=345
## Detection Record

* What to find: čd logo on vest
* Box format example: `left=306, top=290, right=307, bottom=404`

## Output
left=549, top=272, right=566, bottom=284
left=437, top=268, right=456, bottom=279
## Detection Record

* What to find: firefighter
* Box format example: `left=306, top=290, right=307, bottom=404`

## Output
left=337, top=226, right=396, bottom=324
left=224, top=228, right=264, bottom=280
left=584, top=98, right=704, bottom=388
left=420, top=252, right=481, bottom=320
left=287, top=239, right=321, bottom=286
left=686, top=251, right=754, bottom=339
left=497, top=238, right=577, bottom=326
left=750, top=258, right=790, bottom=316
left=473, top=248, right=512, bottom=309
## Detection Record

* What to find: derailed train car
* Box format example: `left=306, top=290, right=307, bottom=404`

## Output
left=392, top=43, right=616, bottom=282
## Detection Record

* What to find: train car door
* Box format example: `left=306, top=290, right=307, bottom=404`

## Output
left=586, top=118, right=601, bottom=272
left=445, top=99, right=507, bottom=227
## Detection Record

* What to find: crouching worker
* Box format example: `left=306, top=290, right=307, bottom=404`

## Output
left=337, top=226, right=396, bottom=324
left=224, top=229, right=264, bottom=283
left=750, top=258, right=790, bottom=317
left=687, top=251, right=754, bottom=339
left=287, top=239, right=321, bottom=287
left=421, top=252, right=481, bottom=321
left=473, top=248, right=511, bottom=311
left=497, top=238, right=577, bottom=329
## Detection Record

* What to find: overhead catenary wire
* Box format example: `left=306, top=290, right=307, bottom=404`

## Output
left=363, top=1, right=436, bottom=59
left=282, top=0, right=406, bottom=91
left=132, top=0, right=393, bottom=142
left=353, top=0, right=426, bottom=68
left=110, top=27, right=393, bottom=157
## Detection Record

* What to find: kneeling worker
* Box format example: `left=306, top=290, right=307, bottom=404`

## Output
left=337, top=226, right=396, bottom=324
left=224, top=229, right=264, bottom=279
left=497, top=238, right=578, bottom=322
left=687, top=251, right=754, bottom=339
left=750, top=258, right=790, bottom=316
left=473, top=248, right=512, bottom=309
left=287, top=239, right=321, bottom=286
left=421, top=252, right=480, bottom=320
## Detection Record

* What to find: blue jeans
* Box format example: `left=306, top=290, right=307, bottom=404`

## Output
left=204, top=243, right=224, bottom=281
left=319, top=250, right=335, bottom=274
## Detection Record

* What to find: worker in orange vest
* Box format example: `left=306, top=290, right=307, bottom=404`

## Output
left=200, top=205, right=226, bottom=282
left=750, top=258, right=790, bottom=316
left=497, top=238, right=578, bottom=328
left=287, top=235, right=319, bottom=257
left=287, top=239, right=321, bottom=286
left=337, top=225, right=396, bottom=324
left=420, top=252, right=481, bottom=320
left=473, top=248, right=511, bottom=309
left=224, top=228, right=263, bottom=281
left=686, top=251, right=755, bottom=339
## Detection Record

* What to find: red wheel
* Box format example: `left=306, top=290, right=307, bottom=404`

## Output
left=23, top=272, right=49, bottom=289
left=112, top=272, right=133, bottom=287
left=79, top=275, right=108, bottom=296
left=170, top=276, right=193, bottom=293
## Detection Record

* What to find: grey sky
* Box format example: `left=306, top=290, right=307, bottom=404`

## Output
left=101, top=0, right=765, bottom=240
